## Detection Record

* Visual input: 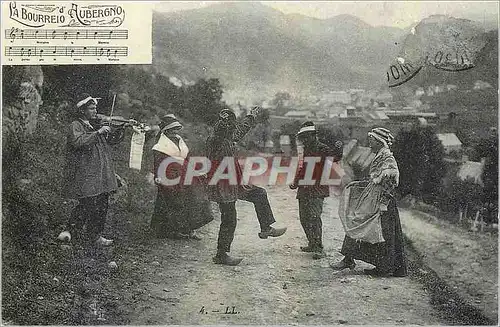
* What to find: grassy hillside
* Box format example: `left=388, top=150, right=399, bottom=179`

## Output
left=1, top=64, right=221, bottom=324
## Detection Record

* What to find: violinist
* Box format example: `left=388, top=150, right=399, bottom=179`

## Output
left=59, top=93, right=125, bottom=247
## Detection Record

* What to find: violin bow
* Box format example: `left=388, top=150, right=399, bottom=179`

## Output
left=104, top=93, right=117, bottom=139
left=109, top=93, right=117, bottom=118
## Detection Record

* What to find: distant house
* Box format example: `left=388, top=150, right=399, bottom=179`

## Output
left=354, top=96, right=371, bottom=108
left=473, top=80, right=493, bottom=90
left=261, top=100, right=272, bottom=109
left=340, top=106, right=357, bottom=117
left=457, top=159, right=485, bottom=186
left=315, top=111, right=328, bottom=119
left=414, top=112, right=437, bottom=118
left=339, top=116, right=368, bottom=125
left=437, top=133, right=462, bottom=154
left=323, top=91, right=351, bottom=104
left=349, top=89, right=365, bottom=95
left=375, top=91, right=393, bottom=103
left=410, top=99, right=423, bottom=108
left=415, top=87, right=425, bottom=97
left=284, top=110, right=313, bottom=119
left=328, top=104, right=346, bottom=115
left=434, top=85, right=444, bottom=93
left=367, top=111, right=390, bottom=121
left=375, top=111, right=389, bottom=120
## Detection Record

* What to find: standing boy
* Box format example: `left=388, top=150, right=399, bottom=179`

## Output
left=290, top=121, right=343, bottom=259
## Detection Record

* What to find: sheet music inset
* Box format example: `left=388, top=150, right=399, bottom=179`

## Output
left=1, top=1, right=152, bottom=65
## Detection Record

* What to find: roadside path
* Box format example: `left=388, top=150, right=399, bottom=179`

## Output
left=117, top=185, right=446, bottom=325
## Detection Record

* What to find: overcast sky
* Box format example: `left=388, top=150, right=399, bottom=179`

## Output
left=154, top=1, right=498, bottom=28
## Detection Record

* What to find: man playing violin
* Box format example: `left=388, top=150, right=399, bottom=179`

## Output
left=59, top=93, right=126, bottom=246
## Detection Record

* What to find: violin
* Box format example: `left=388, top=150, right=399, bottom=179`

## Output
left=91, top=114, right=151, bottom=132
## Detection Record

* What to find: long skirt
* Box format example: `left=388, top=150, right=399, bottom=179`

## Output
left=150, top=183, right=214, bottom=237
left=340, top=198, right=407, bottom=276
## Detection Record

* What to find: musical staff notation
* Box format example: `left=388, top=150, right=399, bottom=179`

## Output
left=5, top=46, right=128, bottom=57
left=5, top=28, right=128, bottom=40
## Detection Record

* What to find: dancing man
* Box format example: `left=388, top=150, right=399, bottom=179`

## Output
left=206, top=107, right=287, bottom=266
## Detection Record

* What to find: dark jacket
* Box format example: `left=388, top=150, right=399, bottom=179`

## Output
left=294, top=139, right=343, bottom=199
left=63, top=119, right=124, bottom=199
left=206, top=115, right=256, bottom=202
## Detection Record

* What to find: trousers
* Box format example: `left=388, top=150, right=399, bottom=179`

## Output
left=217, top=186, right=276, bottom=253
left=298, top=197, right=325, bottom=249
left=68, top=193, right=110, bottom=243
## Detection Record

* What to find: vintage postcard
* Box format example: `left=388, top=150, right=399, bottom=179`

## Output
left=2, top=1, right=498, bottom=325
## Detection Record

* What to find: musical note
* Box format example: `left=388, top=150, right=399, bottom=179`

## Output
left=4, top=28, right=128, bottom=40
left=4, top=46, right=128, bottom=58
left=9, top=28, right=17, bottom=41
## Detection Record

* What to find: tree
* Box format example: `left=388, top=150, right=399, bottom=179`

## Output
left=475, top=132, right=498, bottom=211
left=42, top=65, right=119, bottom=106
left=442, top=178, right=484, bottom=222
left=272, top=91, right=291, bottom=116
left=317, top=125, right=345, bottom=149
left=185, top=78, right=226, bottom=124
left=392, top=126, right=446, bottom=203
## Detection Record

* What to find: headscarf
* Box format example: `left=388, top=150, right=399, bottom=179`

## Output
left=76, top=93, right=101, bottom=109
left=153, top=114, right=188, bottom=157
left=159, top=114, right=183, bottom=134
left=368, top=127, right=394, bottom=148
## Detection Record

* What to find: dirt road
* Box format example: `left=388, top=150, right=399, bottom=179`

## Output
left=399, top=209, right=498, bottom=323
left=110, top=185, right=446, bottom=325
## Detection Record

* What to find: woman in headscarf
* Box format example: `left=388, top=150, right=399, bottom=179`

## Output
left=330, top=127, right=407, bottom=277
left=150, top=114, right=213, bottom=239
